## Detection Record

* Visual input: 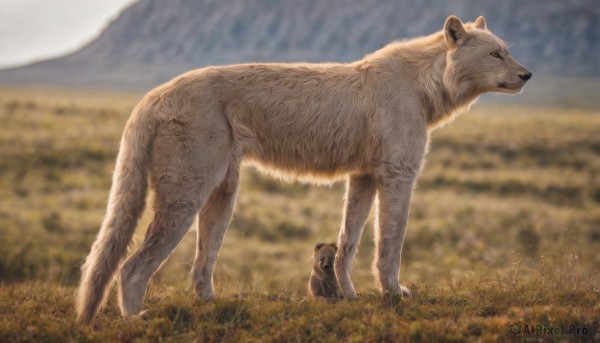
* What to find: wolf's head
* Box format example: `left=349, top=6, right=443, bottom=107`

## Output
left=443, top=16, right=531, bottom=97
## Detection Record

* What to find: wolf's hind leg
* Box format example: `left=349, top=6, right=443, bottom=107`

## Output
left=118, top=195, right=201, bottom=316
left=118, top=119, right=232, bottom=316
left=192, top=163, right=240, bottom=300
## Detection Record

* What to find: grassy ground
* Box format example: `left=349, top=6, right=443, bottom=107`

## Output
left=1, top=279, right=598, bottom=342
left=0, top=87, right=599, bottom=341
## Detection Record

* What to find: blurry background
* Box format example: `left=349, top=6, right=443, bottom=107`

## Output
left=0, top=0, right=598, bottom=297
left=1, top=0, right=599, bottom=106
left=0, top=0, right=134, bottom=69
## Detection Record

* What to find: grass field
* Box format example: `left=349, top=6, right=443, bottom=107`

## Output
left=0, top=87, right=599, bottom=342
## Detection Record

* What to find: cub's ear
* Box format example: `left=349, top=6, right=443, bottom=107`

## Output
left=330, top=243, right=338, bottom=251
left=474, top=16, right=487, bottom=30
left=444, top=15, right=467, bottom=46
left=315, top=243, right=326, bottom=251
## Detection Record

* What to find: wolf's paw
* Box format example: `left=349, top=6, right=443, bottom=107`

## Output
left=138, top=309, right=150, bottom=320
left=341, top=291, right=359, bottom=301
left=124, top=309, right=149, bottom=321
left=400, top=285, right=411, bottom=298
left=344, top=293, right=361, bottom=301
left=198, top=293, right=216, bottom=302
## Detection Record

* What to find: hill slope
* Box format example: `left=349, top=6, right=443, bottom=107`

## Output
left=1, top=0, right=598, bottom=90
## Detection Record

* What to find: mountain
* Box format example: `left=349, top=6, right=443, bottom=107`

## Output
left=2, top=0, right=598, bottom=91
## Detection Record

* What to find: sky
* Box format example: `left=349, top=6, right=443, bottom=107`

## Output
left=0, top=0, right=136, bottom=69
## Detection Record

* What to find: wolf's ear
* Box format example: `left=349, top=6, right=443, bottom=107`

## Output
left=444, top=15, right=467, bottom=46
left=474, top=16, right=487, bottom=30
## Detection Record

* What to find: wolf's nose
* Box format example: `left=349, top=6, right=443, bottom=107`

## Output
left=519, top=72, right=532, bottom=81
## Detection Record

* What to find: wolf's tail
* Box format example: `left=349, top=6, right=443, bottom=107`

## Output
left=76, top=100, right=158, bottom=325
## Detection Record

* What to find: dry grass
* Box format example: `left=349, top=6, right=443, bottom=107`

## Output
left=0, top=87, right=599, bottom=341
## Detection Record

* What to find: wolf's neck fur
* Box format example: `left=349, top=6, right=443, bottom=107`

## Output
left=366, top=32, right=481, bottom=129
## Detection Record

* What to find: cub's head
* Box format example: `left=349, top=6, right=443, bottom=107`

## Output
left=313, top=243, right=337, bottom=273
left=443, top=15, right=532, bottom=96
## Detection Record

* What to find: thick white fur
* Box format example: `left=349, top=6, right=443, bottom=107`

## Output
left=76, top=16, right=530, bottom=324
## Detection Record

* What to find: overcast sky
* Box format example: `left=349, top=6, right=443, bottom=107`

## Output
left=0, top=0, right=136, bottom=69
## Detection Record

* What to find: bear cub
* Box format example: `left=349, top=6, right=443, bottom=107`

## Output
left=309, top=243, right=342, bottom=299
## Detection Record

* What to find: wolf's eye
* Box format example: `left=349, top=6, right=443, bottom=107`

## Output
left=490, top=51, right=503, bottom=60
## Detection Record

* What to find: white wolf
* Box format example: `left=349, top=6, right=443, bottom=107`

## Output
left=76, top=15, right=531, bottom=324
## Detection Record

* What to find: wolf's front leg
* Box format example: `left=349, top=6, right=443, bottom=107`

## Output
left=335, top=174, right=377, bottom=299
left=373, top=175, right=416, bottom=297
